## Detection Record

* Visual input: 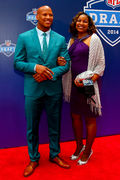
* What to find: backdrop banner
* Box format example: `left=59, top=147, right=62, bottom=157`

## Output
left=0, top=0, right=120, bottom=148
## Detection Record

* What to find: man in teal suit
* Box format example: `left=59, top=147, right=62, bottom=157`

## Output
left=14, top=5, right=70, bottom=177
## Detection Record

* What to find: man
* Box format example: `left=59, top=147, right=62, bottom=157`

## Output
left=14, top=5, right=70, bottom=177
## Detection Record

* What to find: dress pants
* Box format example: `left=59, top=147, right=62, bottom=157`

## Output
left=25, top=94, right=62, bottom=161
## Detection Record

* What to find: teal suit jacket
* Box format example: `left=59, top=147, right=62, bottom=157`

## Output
left=14, top=28, right=70, bottom=97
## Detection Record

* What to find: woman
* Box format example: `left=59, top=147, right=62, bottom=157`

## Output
left=58, top=12, right=105, bottom=165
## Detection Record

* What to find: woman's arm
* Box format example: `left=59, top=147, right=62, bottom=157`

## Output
left=88, top=34, right=105, bottom=77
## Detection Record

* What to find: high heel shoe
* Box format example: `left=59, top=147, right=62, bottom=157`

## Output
left=70, top=145, right=85, bottom=160
left=77, top=149, right=93, bottom=165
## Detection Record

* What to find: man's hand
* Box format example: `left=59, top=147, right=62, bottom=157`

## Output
left=57, top=56, right=66, bottom=66
left=33, top=73, right=47, bottom=83
left=36, top=64, right=54, bottom=80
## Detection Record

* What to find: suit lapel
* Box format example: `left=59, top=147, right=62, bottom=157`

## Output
left=45, top=31, right=56, bottom=61
left=31, top=28, right=44, bottom=60
left=31, top=29, right=56, bottom=62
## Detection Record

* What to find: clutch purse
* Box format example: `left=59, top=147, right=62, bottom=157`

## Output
left=82, top=79, right=95, bottom=98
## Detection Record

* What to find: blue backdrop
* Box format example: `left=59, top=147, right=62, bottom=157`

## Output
left=0, top=0, right=120, bottom=148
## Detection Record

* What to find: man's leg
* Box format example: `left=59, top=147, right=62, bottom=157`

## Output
left=25, top=96, right=43, bottom=161
left=24, top=96, right=44, bottom=177
left=44, top=94, right=62, bottom=159
left=44, top=94, right=70, bottom=169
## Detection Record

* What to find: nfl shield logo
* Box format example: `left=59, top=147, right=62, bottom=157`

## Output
left=0, top=40, right=16, bottom=57
left=26, top=8, right=38, bottom=26
left=84, top=0, right=120, bottom=46
left=106, top=0, right=120, bottom=9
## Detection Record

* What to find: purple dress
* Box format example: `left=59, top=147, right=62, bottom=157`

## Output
left=69, top=39, right=96, bottom=117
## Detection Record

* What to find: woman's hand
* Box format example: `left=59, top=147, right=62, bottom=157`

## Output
left=57, top=56, right=66, bottom=66
left=91, top=74, right=100, bottom=82
left=74, top=78, right=84, bottom=87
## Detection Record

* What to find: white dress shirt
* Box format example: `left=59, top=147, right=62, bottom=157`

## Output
left=34, top=27, right=51, bottom=71
left=36, top=27, right=51, bottom=51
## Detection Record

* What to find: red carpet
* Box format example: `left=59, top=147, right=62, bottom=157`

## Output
left=0, top=135, right=120, bottom=180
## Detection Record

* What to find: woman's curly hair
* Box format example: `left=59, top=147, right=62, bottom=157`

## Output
left=70, top=12, right=97, bottom=37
